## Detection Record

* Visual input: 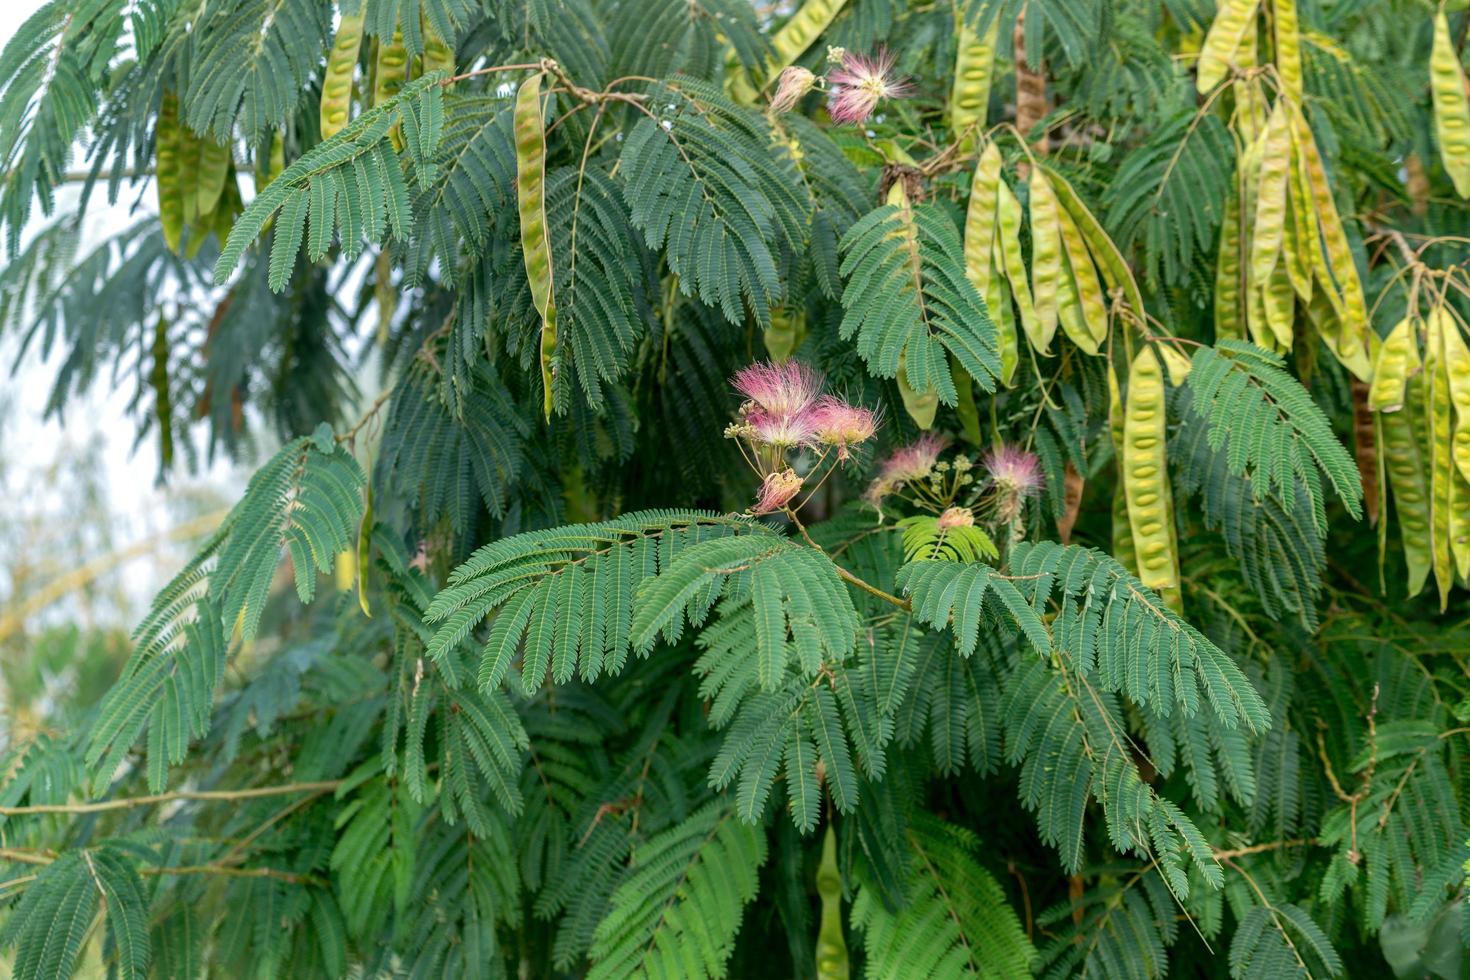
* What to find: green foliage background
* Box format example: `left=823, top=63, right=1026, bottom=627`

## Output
left=2, top=0, right=1470, bottom=978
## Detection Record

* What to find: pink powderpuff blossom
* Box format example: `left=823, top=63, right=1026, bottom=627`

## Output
left=982, top=444, right=1045, bottom=497
left=809, top=396, right=878, bottom=459
left=732, top=361, right=823, bottom=418
left=748, top=407, right=819, bottom=449
left=770, top=66, right=817, bottom=113
left=983, top=444, right=1044, bottom=525
left=827, top=49, right=912, bottom=125
left=937, top=506, right=975, bottom=529
left=879, top=433, right=949, bottom=483
left=754, top=468, right=804, bottom=513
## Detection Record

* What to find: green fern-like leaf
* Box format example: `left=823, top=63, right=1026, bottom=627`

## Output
left=1229, top=902, right=1342, bottom=979
left=898, top=542, right=1269, bottom=732
left=183, top=0, right=330, bottom=141
left=0, top=0, right=126, bottom=252
left=1185, top=340, right=1363, bottom=528
left=619, top=77, right=806, bottom=328
left=897, top=514, right=998, bottom=563
left=213, top=74, right=446, bottom=289
left=587, top=802, right=767, bottom=980
left=838, top=201, right=1001, bottom=403
left=425, top=511, right=768, bottom=692
left=851, top=814, right=1037, bottom=979
left=86, top=424, right=365, bottom=791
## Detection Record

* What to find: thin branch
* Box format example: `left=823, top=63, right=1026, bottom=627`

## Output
left=0, top=780, right=344, bottom=817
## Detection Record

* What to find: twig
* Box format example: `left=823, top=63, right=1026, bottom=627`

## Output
left=0, top=780, right=344, bottom=817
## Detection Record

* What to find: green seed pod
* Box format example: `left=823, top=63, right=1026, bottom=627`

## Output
left=1123, top=346, right=1181, bottom=596
left=1425, top=308, right=1457, bottom=608
left=1438, top=305, right=1470, bottom=485
left=155, top=89, right=184, bottom=253
left=1027, top=169, right=1063, bottom=354
left=1368, top=316, right=1418, bottom=413
left=1197, top=0, right=1260, bottom=93
left=515, top=73, right=557, bottom=420
left=1214, top=187, right=1244, bottom=341
left=321, top=12, right=364, bottom=140
left=950, top=15, right=1000, bottom=152
left=1431, top=11, right=1470, bottom=197
left=1273, top=0, right=1304, bottom=105
left=996, top=178, right=1040, bottom=351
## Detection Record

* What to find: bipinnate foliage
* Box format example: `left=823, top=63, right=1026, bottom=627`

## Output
left=5, top=0, right=1470, bottom=978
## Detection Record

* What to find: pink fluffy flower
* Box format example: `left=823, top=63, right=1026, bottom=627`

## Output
left=937, top=506, right=975, bottom=529
left=754, top=468, right=804, bottom=513
left=732, top=360, right=823, bottom=418
left=983, top=444, right=1044, bottom=524
left=770, top=66, right=817, bottom=113
left=748, top=407, right=819, bottom=448
left=880, top=433, right=949, bottom=483
left=809, top=396, right=878, bottom=459
left=827, top=49, right=912, bottom=125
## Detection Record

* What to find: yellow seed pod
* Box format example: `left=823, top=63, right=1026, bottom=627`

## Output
left=357, top=484, right=374, bottom=618
left=1027, top=169, right=1063, bottom=354
left=1280, top=153, right=1313, bottom=302
left=985, top=241, right=1019, bottom=386
left=995, top=179, right=1040, bottom=350
left=1368, top=316, right=1419, bottom=412
left=321, top=12, right=364, bottom=140
left=1289, top=103, right=1372, bottom=380
left=1272, top=0, right=1304, bottom=105
left=1197, top=0, right=1260, bottom=93
left=515, top=73, right=557, bottom=420
left=1250, top=103, right=1291, bottom=291
left=1450, top=468, right=1470, bottom=582
left=950, top=15, right=1000, bottom=152
left=1381, top=367, right=1433, bottom=598
left=1123, top=347, right=1181, bottom=594
left=1054, top=207, right=1107, bottom=354
left=1287, top=137, right=1320, bottom=307
left=422, top=14, right=454, bottom=77
left=1437, top=306, right=1470, bottom=484
left=1431, top=11, right=1470, bottom=198
left=898, top=353, right=939, bottom=430
left=1109, top=364, right=1139, bottom=574
left=195, top=138, right=231, bottom=219
left=1046, top=168, right=1145, bottom=321
left=965, top=143, right=1017, bottom=384
left=1159, top=344, right=1193, bottom=386
left=1261, top=255, right=1295, bottom=351
left=1425, top=309, right=1457, bottom=608
left=178, top=122, right=201, bottom=225
left=1214, top=188, right=1244, bottom=340
left=764, top=0, right=848, bottom=86
left=375, top=29, right=409, bottom=150
left=155, top=89, right=184, bottom=253
left=951, top=357, right=983, bottom=445
left=963, top=142, right=1003, bottom=299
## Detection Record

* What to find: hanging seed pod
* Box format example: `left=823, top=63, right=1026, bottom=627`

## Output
left=1273, top=0, right=1304, bottom=104
left=996, top=179, right=1040, bottom=352
left=321, top=12, right=364, bottom=140
left=1214, top=187, right=1244, bottom=341
left=155, top=89, right=184, bottom=253
left=1431, top=11, right=1470, bottom=197
left=1425, top=308, right=1457, bottom=607
left=1197, top=0, right=1260, bottom=93
left=515, top=73, right=557, bottom=420
left=1439, top=305, right=1470, bottom=484
left=950, top=15, right=1000, bottom=152
left=1123, top=347, right=1181, bottom=598
left=1027, top=169, right=1063, bottom=353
